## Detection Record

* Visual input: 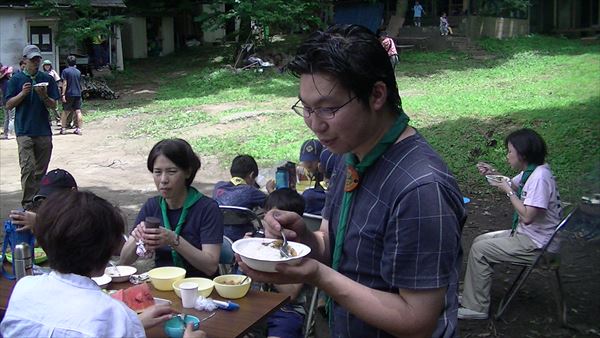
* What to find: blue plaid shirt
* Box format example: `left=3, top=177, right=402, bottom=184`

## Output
left=323, top=133, right=465, bottom=338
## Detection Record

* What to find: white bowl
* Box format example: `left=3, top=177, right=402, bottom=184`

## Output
left=105, top=265, right=137, bottom=283
left=232, top=238, right=311, bottom=272
left=485, top=174, right=509, bottom=185
left=92, top=274, right=111, bottom=288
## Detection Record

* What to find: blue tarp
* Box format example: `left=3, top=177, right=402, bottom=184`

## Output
left=334, top=2, right=384, bottom=33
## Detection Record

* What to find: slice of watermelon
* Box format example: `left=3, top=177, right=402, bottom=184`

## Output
left=111, top=283, right=155, bottom=312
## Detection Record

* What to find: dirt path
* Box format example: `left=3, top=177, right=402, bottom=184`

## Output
left=0, top=113, right=228, bottom=229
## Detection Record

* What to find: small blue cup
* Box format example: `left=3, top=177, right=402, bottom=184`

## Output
left=164, top=315, right=200, bottom=338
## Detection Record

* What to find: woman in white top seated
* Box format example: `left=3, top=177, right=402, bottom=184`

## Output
left=0, top=190, right=206, bottom=338
left=459, top=128, right=562, bottom=320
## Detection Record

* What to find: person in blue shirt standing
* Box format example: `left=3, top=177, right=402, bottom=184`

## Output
left=5, top=45, right=60, bottom=208
left=60, top=55, right=83, bottom=135
left=413, top=1, right=426, bottom=27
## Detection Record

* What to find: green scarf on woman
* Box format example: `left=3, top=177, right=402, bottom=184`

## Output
left=511, top=163, right=537, bottom=235
left=158, top=186, right=204, bottom=267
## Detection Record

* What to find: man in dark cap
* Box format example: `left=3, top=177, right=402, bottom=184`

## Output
left=4, top=45, right=61, bottom=208
left=9, top=168, right=78, bottom=233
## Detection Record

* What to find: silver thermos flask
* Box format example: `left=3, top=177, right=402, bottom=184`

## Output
left=14, top=243, right=33, bottom=280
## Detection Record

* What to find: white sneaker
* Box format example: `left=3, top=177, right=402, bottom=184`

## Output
left=458, top=307, right=488, bottom=320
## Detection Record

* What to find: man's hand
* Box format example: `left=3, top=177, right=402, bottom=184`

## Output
left=21, top=82, right=32, bottom=96
left=262, top=209, right=307, bottom=241
left=137, top=304, right=173, bottom=329
left=10, top=210, right=36, bottom=232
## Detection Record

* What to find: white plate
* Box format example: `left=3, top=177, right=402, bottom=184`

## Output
left=92, top=274, right=111, bottom=288
left=33, top=82, right=49, bottom=87
left=232, top=238, right=311, bottom=273
left=105, top=265, right=137, bottom=283
left=485, top=174, right=509, bottom=184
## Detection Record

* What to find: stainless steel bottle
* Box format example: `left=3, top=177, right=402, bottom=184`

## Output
left=14, top=242, right=32, bottom=280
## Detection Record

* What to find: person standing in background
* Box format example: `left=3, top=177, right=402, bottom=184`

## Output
left=4, top=45, right=60, bottom=208
left=42, top=60, right=61, bottom=123
left=413, top=1, right=425, bottom=27
left=60, top=55, right=83, bottom=135
left=1, top=64, right=14, bottom=139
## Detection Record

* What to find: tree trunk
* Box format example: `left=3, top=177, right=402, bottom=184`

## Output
left=388, top=0, right=409, bottom=36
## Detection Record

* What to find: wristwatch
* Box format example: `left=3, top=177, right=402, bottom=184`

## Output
left=506, top=191, right=515, bottom=198
left=171, top=233, right=180, bottom=247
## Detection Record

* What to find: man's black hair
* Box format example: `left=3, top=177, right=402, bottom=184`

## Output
left=230, top=154, right=259, bottom=179
left=505, top=128, right=548, bottom=165
left=67, top=55, right=77, bottom=66
left=288, top=24, right=402, bottom=115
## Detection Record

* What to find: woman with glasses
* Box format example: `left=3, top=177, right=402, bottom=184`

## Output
left=239, top=24, right=465, bottom=338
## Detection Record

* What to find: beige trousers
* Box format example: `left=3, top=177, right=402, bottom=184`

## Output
left=462, top=229, right=538, bottom=313
left=16, top=135, right=53, bottom=207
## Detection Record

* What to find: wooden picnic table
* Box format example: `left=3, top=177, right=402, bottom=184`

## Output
left=0, top=264, right=289, bottom=338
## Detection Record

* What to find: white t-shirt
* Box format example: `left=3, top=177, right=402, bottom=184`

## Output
left=0, top=271, right=145, bottom=338
left=511, top=163, right=562, bottom=248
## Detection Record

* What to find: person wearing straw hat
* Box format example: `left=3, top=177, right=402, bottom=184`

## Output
left=4, top=45, right=60, bottom=208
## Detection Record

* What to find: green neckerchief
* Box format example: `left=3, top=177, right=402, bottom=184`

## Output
left=327, top=112, right=409, bottom=322
left=511, top=164, right=537, bottom=235
left=158, top=186, right=203, bottom=268
left=230, top=177, right=246, bottom=186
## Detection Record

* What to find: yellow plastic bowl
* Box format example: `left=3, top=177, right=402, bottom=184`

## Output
left=172, top=278, right=215, bottom=298
left=213, top=274, right=251, bottom=299
left=147, top=266, right=186, bottom=291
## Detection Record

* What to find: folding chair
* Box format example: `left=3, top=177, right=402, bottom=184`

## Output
left=219, top=235, right=235, bottom=275
left=303, top=212, right=323, bottom=232
left=219, top=205, right=262, bottom=242
left=494, top=207, right=578, bottom=325
left=301, top=213, right=323, bottom=338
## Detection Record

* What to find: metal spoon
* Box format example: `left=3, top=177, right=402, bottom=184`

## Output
left=279, top=230, right=290, bottom=258
left=109, top=260, right=121, bottom=275
left=238, top=275, right=250, bottom=285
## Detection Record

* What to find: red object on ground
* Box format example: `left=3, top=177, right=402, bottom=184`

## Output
left=111, top=283, right=155, bottom=312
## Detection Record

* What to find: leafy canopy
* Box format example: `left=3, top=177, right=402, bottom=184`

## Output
left=31, top=0, right=124, bottom=45
left=196, top=0, right=323, bottom=40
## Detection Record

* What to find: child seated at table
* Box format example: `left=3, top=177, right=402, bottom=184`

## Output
left=245, top=188, right=308, bottom=338
left=0, top=190, right=205, bottom=338
left=213, top=154, right=275, bottom=241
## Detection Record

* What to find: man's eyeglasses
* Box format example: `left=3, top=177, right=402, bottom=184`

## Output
left=291, top=96, right=357, bottom=120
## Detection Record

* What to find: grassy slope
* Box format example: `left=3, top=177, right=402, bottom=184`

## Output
left=84, top=35, right=599, bottom=202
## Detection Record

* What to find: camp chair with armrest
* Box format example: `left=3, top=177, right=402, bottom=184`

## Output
left=301, top=213, right=323, bottom=338
left=219, top=205, right=263, bottom=242
left=219, top=235, right=235, bottom=275
left=494, top=206, right=578, bottom=326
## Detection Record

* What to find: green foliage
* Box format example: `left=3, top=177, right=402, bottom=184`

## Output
left=196, top=0, right=322, bottom=43
left=85, top=35, right=599, bottom=202
left=31, top=0, right=124, bottom=45
left=474, top=0, right=530, bottom=18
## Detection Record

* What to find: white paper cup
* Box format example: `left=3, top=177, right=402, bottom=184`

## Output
left=179, top=282, right=199, bottom=308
